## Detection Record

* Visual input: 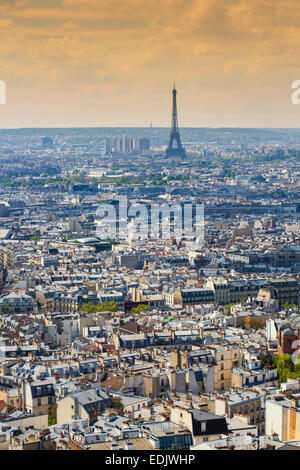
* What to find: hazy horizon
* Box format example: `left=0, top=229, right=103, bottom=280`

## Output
left=0, top=126, right=300, bottom=131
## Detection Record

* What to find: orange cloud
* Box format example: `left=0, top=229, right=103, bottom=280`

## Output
left=0, top=0, right=300, bottom=127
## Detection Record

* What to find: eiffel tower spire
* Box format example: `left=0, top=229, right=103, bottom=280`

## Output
left=165, top=85, right=186, bottom=158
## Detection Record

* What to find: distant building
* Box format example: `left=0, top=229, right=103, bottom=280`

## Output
left=143, top=370, right=170, bottom=399
left=69, top=218, right=83, bottom=234
left=24, top=379, right=56, bottom=416
left=42, top=137, right=54, bottom=149
left=265, top=395, right=300, bottom=441
left=277, top=314, right=300, bottom=355
left=274, top=246, right=300, bottom=268
left=141, top=421, right=193, bottom=450
left=174, top=288, right=215, bottom=307
left=56, top=388, right=110, bottom=425
left=214, top=389, right=265, bottom=434
left=104, top=137, right=150, bottom=155
left=0, top=292, right=38, bottom=315
left=0, top=203, right=9, bottom=218
left=170, top=407, right=229, bottom=444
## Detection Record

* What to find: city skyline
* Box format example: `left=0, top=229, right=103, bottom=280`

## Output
left=2, top=0, right=300, bottom=457
left=1, top=0, right=300, bottom=128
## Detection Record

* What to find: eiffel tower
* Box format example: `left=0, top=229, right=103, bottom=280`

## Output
left=165, top=85, right=186, bottom=158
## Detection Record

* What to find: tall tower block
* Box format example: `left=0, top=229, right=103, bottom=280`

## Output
left=165, top=85, right=186, bottom=158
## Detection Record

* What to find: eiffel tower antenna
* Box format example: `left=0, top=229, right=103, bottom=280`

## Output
left=165, top=85, right=186, bottom=158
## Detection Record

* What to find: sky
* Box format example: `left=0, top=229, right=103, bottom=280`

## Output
left=1, top=0, right=300, bottom=128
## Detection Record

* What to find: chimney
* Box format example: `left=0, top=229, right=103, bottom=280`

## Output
left=291, top=397, right=298, bottom=409
left=125, top=441, right=134, bottom=450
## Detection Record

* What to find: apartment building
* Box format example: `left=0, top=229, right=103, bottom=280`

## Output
left=24, top=379, right=56, bottom=416
left=265, top=395, right=300, bottom=441
left=214, top=389, right=265, bottom=434
left=170, top=406, right=229, bottom=444
left=209, top=346, right=242, bottom=392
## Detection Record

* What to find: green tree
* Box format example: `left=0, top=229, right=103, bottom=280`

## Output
left=111, top=399, right=124, bottom=410
left=0, top=306, right=11, bottom=314
left=224, top=303, right=239, bottom=314
left=80, top=300, right=118, bottom=313
left=30, top=236, right=40, bottom=241
left=80, top=302, right=99, bottom=313
left=131, top=304, right=150, bottom=314
left=283, top=302, right=297, bottom=310
left=273, top=354, right=295, bottom=384
left=258, top=354, right=273, bottom=368
left=98, top=300, right=118, bottom=312
left=48, top=404, right=57, bottom=426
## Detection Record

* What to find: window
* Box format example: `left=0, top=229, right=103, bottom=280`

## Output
left=201, top=422, right=207, bottom=433
left=37, top=398, right=41, bottom=406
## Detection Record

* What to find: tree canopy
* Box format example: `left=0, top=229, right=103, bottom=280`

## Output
left=130, top=304, right=150, bottom=314
left=80, top=300, right=118, bottom=313
left=273, top=354, right=300, bottom=384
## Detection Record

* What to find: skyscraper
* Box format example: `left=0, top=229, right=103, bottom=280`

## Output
left=165, top=85, right=186, bottom=158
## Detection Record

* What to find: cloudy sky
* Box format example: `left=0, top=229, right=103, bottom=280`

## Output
left=1, top=0, right=300, bottom=128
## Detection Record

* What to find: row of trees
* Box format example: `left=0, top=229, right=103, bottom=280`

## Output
left=130, top=304, right=149, bottom=313
left=80, top=301, right=119, bottom=313
left=79, top=301, right=149, bottom=314
left=282, top=302, right=298, bottom=310
left=0, top=175, right=84, bottom=188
